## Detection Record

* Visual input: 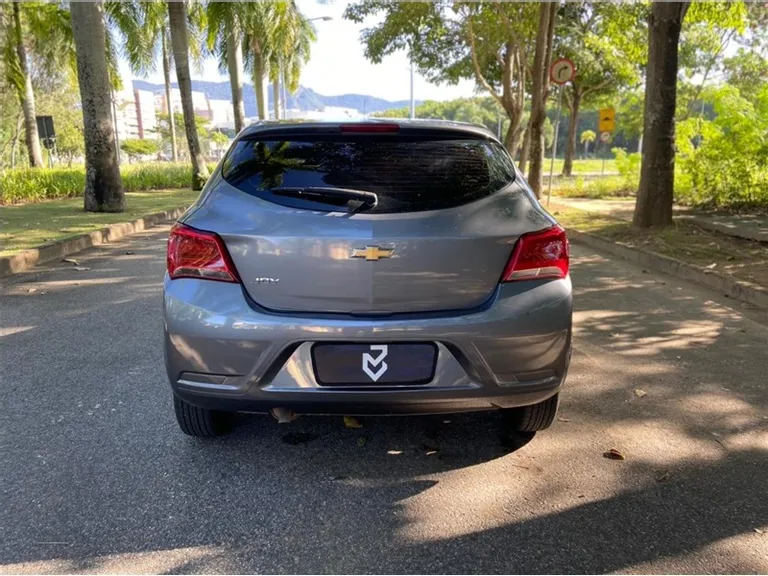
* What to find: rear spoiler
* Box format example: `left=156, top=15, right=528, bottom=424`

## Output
left=238, top=122, right=498, bottom=143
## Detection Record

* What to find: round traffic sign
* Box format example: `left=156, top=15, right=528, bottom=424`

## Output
left=550, top=57, right=576, bottom=85
left=599, top=131, right=612, bottom=143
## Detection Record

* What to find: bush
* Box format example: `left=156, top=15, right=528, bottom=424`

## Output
left=611, top=148, right=641, bottom=192
left=0, top=162, right=218, bottom=205
left=552, top=176, right=634, bottom=199
left=676, top=85, right=768, bottom=208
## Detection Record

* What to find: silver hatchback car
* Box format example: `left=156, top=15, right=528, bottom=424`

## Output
left=164, top=120, right=572, bottom=437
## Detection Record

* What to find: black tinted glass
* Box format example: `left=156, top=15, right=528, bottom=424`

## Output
left=221, top=137, right=516, bottom=213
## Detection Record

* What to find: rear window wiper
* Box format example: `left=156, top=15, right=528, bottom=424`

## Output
left=271, top=187, right=378, bottom=211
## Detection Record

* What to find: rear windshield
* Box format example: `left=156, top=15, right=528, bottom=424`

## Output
left=221, top=137, right=516, bottom=213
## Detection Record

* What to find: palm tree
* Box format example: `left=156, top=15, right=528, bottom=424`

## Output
left=269, top=6, right=315, bottom=120
left=277, top=9, right=316, bottom=118
left=70, top=0, right=125, bottom=212
left=108, top=0, right=179, bottom=161
left=241, top=2, right=284, bottom=121
left=10, top=2, right=42, bottom=167
left=168, top=0, right=209, bottom=190
left=240, top=2, right=316, bottom=121
left=1, top=2, right=74, bottom=168
left=206, top=2, right=246, bottom=132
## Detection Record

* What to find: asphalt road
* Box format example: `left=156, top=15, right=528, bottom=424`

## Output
left=1, top=223, right=767, bottom=574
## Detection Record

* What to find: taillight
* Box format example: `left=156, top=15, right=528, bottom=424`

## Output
left=167, top=223, right=240, bottom=283
left=501, top=225, right=569, bottom=282
left=340, top=123, right=400, bottom=133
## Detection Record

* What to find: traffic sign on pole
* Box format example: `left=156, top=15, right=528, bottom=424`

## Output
left=598, top=107, right=615, bottom=133
left=599, top=131, right=612, bottom=144
left=549, top=58, right=576, bottom=86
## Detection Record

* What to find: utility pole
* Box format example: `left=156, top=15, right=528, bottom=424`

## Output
left=409, top=63, right=415, bottom=120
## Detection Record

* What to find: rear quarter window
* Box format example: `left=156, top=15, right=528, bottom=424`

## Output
left=221, top=137, right=516, bottom=213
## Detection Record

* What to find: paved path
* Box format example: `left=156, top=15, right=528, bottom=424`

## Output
left=555, top=197, right=768, bottom=243
left=1, top=225, right=767, bottom=574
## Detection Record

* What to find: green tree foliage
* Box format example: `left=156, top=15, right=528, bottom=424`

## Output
left=345, top=1, right=540, bottom=154
left=722, top=49, right=768, bottom=102
left=676, top=84, right=768, bottom=208
left=375, top=97, right=505, bottom=133
left=121, top=138, right=159, bottom=162
left=156, top=112, right=227, bottom=160
left=35, top=78, right=84, bottom=166
left=555, top=2, right=643, bottom=175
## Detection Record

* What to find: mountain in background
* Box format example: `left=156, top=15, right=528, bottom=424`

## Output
left=132, top=79, right=417, bottom=116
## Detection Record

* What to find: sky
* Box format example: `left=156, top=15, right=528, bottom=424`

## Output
left=119, top=0, right=478, bottom=103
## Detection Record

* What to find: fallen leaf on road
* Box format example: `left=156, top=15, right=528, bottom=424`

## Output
left=442, top=420, right=451, bottom=424
left=357, top=436, right=367, bottom=447
left=641, top=269, right=648, bottom=274
left=62, top=258, right=79, bottom=265
left=634, top=389, right=647, bottom=398
left=344, top=416, right=362, bottom=429
left=423, top=443, right=439, bottom=456
left=705, top=263, right=717, bottom=269
left=557, top=417, right=572, bottom=422
left=657, top=471, right=670, bottom=483
left=27, top=288, right=37, bottom=293
left=676, top=355, right=682, bottom=360
left=125, top=251, right=135, bottom=255
left=603, top=448, right=625, bottom=461
left=73, top=266, right=91, bottom=271
left=755, top=528, right=765, bottom=535
left=387, top=450, right=403, bottom=455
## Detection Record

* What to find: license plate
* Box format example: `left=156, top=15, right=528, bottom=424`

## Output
left=312, top=343, right=437, bottom=385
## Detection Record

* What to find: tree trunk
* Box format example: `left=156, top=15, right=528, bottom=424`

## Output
left=168, top=0, right=209, bottom=191
left=527, top=2, right=557, bottom=197
left=252, top=42, right=268, bottom=121
left=272, top=77, right=281, bottom=120
left=502, top=108, right=524, bottom=157
left=519, top=123, right=532, bottom=174
left=226, top=31, right=246, bottom=133
left=562, top=89, right=581, bottom=177
left=584, top=139, right=589, bottom=157
left=633, top=2, right=687, bottom=228
left=12, top=1, right=43, bottom=168
left=161, top=31, right=178, bottom=162
left=70, top=0, right=125, bottom=212
left=11, top=111, right=23, bottom=168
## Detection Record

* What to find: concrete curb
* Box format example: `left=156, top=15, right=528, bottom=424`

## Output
left=567, top=227, right=768, bottom=311
left=676, top=215, right=768, bottom=244
left=0, top=205, right=190, bottom=278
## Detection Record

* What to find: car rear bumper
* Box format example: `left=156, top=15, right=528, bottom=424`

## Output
left=163, top=276, right=573, bottom=415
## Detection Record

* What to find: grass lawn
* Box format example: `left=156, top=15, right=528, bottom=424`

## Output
left=549, top=203, right=768, bottom=289
left=548, top=158, right=617, bottom=175
left=0, top=188, right=199, bottom=256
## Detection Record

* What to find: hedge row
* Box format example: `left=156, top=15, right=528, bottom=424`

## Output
left=0, top=163, right=217, bottom=205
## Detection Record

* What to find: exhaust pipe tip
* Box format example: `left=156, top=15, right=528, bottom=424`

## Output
left=270, top=407, right=298, bottom=424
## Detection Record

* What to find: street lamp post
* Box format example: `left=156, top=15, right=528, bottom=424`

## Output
left=410, top=63, right=415, bottom=120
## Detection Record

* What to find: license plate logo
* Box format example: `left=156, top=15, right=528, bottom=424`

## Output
left=362, top=344, right=388, bottom=382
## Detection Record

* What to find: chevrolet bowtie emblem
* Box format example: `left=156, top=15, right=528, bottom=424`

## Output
left=350, top=246, right=394, bottom=261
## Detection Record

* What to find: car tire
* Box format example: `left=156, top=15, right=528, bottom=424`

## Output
left=173, top=395, right=233, bottom=438
left=502, top=394, right=559, bottom=432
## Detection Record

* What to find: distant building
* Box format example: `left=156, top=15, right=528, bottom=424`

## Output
left=156, top=89, right=211, bottom=120
left=283, top=106, right=363, bottom=121
left=113, top=88, right=140, bottom=142
left=208, top=99, right=234, bottom=125
left=134, top=89, right=157, bottom=139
